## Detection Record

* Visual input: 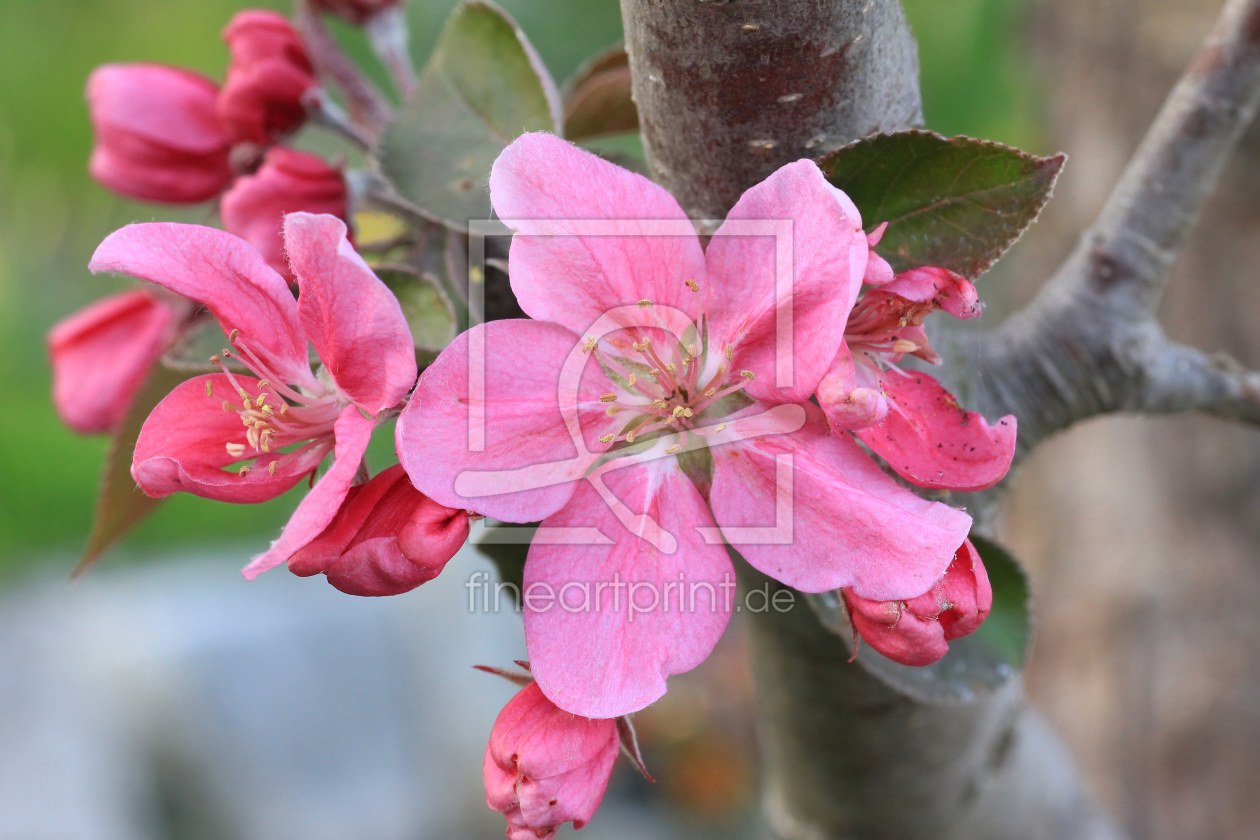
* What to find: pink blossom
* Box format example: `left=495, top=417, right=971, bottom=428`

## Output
left=310, top=0, right=404, bottom=25
left=484, top=681, right=619, bottom=840
left=86, top=64, right=234, bottom=204
left=288, top=464, right=470, bottom=595
left=89, top=212, right=416, bottom=579
left=218, top=10, right=318, bottom=146
left=221, top=147, right=349, bottom=281
left=48, top=289, right=189, bottom=434
left=818, top=265, right=1017, bottom=491
left=396, top=133, right=974, bottom=717
left=843, top=538, right=993, bottom=666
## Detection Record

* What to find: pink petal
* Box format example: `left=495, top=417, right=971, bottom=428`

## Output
left=283, top=212, right=416, bottom=416
left=705, top=160, right=866, bottom=404
left=880, top=266, right=981, bottom=319
left=815, top=342, right=889, bottom=431
left=489, top=133, right=709, bottom=334
left=48, top=290, right=184, bottom=434
left=397, top=319, right=589, bottom=523
left=218, top=11, right=316, bottom=145
left=856, top=370, right=1016, bottom=492
left=242, top=404, right=375, bottom=579
left=90, top=223, right=319, bottom=393
left=131, top=374, right=324, bottom=502
left=523, top=461, right=734, bottom=718
left=710, top=403, right=972, bottom=600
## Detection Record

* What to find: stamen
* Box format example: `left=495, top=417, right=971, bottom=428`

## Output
left=716, top=422, right=727, bottom=432
left=225, top=443, right=246, bottom=458
left=725, top=346, right=734, bottom=361
left=740, top=370, right=756, bottom=380
left=627, top=374, right=636, bottom=387
left=279, top=404, right=289, bottom=415
left=205, top=381, right=213, bottom=397
left=582, top=337, right=598, bottom=353
left=229, top=329, right=241, bottom=343
left=268, top=461, right=278, bottom=475
left=600, top=393, right=618, bottom=403
left=599, top=433, right=615, bottom=444
left=666, top=443, right=682, bottom=455
left=685, top=279, right=699, bottom=292
left=243, top=397, right=253, bottom=410
left=704, top=387, right=716, bottom=397
left=239, top=466, right=251, bottom=477
left=606, top=407, right=621, bottom=416
left=637, top=299, right=653, bottom=307
left=208, top=355, right=220, bottom=365
left=257, top=380, right=270, bottom=391
left=891, top=339, right=919, bottom=354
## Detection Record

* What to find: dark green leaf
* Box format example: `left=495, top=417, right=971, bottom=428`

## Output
left=806, top=533, right=1032, bottom=704
left=472, top=520, right=540, bottom=610
left=817, top=130, right=1064, bottom=279
left=375, top=0, right=560, bottom=228
left=375, top=264, right=459, bottom=359
left=562, top=44, right=638, bottom=141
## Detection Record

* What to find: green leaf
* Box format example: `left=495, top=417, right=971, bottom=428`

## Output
left=817, top=130, right=1064, bottom=279
left=806, top=534, right=1032, bottom=704
left=375, top=0, right=561, bottom=228
left=74, top=364, right=193, bottom=577
left=375, top=264, right=459, bottom=360
left=562, top=44, right=638, bottom=142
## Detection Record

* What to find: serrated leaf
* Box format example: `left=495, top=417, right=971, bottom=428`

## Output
left=75, top=364, right=193, bottom=576
left=806, top=533, right=1032, bottom=704
left=817, top=130, right=1064, bottom=279
left=563, top=44, right=638, bottom=141
left=375, top=0, right=561, bottom=228
left=375, top=265, right=459, bottom=357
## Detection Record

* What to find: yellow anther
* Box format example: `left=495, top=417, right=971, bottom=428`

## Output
left=740, top=370, right=756, bottom=379
left=257, top=380, right=270, bottom=390
left=687, top=344, right=698, bottom=356
left=600, top=393, right=618, bottom=403
left=268, top=461, right=278, bottom=476
left=626, top=430, right=637, bottom=443
left=649, top=368, right=661, bottom=378
left=225, top=443, right=246, bottom=458
left=627, top=373, right=637, bottom=387
left=255, top=394, right=268, bottom=407
left=209, top=355, right=221, bottom=365
left=725, top=346, right=734, bottom=361
left=205, top=381, right=213, bottom=397
left=637, top=299, right=653, bottom=307
left=260, top=436, right=272, bottom=453
left=717, top=364, right=727, bottom=377
left=239, top=465, right=252, bottom=476
left=222, top=348, right=232, bottom=358
left=243, top=397, right=253, bottom=410
left=238, top=388, right=249, bottom=400
left=672, top=405, right=686, bottom=418
left=666, top=443, right=682, bottom=455
left=683, top=408, right=694, bottom=417
left=582, top=337, right=598, bottom=353
left=261, top=405, right=274, bottom=416
left=715, top=422, right=727, bottom=432
left=279, top=403, right=289, bottom=415
left=229, top=329, right=241, bottom=342
left=598, top=433, right=615, bottom=444
left=606, top=406, right=621, bottom=416
left=704, top=387, right=716, bottom=397
left=685, top=278, right=699, bottom=292
left=666, top=362, right=677, bottom=373
left=891, top=339, right=920, bottom=354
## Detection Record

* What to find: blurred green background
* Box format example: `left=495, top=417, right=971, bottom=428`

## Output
left=0, top=0, right=1039, bottom=581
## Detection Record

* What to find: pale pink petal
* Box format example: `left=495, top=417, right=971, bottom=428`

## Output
left=856, top=370, right=1016, bottom=492
left=489, top=133, right=709, bottom=334
left=90, top=224, right=319, bottom=392
left=710, top=403, right=972, bottom=600
left=242, top=404, right=374, bottom=579
left=48, top=290, right=184, bottom=434
left=523, top=460, right=734, bottom=718
left=283, top=212, right=416, bottom=415
left=131, top=374, right=324, bottom=502
left=880, top=266, right=981, bottom=319
left=397, top=320, right=587, bottom=523
left=705, top=160, right=865, bottom=404
left=815, top=342, right=889, bottom=431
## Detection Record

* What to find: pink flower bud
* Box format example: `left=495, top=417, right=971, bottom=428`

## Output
left=220, top=147, right=349, bottom=280
left=484, top=682, right=619, bottom=840
left=310, top=0, right=404, bottom=26
left=86, top=64, right=234, bottom=204
left=218, top=10, right=318, bottom=145
left=287, top=464, right=469, bottom=596
left=48, top=290, right=187, bottom=434
left=843, top=539, right=993, bottom=666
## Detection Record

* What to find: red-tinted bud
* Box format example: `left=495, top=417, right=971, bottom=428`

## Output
left=287, top=464, right=469, bottom=596
left=218, top=10, right=317, bottom=145
left=48, top=290, right=187, bottom=434
left=310, top=0, right=404, bottom=26
left=843, top=539, right=993, bottom=666
left=484, top=682, right=619, bottom=840
left=86, top=64, right=234, bottom=204
left=220, top=147, right=349, bottom=280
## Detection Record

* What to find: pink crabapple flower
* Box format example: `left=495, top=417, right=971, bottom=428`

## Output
left=86, top=64, right=234, bottom=204
left=221, top=146, right=350, bottom=281
left=817, top=265, right=1017, bottom=491
left=89, top=212, right=416, bottom=579
left=396, top=132, right=976, bottom=718
left=287, top=464, right=470, bottom=596
left=218, top=10, right=319, bottom=146
left=48, top=289, right=192, bottom=434
left=484, top=681, right=619, bottom=840
left=843, top=538, right=993, bottom=666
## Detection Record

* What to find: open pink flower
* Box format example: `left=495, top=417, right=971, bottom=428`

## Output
left=397, top=133, right=973, bottom=717
left=484, top=681, right=619, bottom=840
left=87, top=64, right=234, bottom=204
left=287, top=464, right=470, bottom=595
left=843, top=538, right=992, bottom=666
left=818, top=265, right=1017, bottom=491
left=48, top=289, right=190, bottom=434
left=218, top=10, right=318, bottom=146
left=89, top=212, right=415, bottom=579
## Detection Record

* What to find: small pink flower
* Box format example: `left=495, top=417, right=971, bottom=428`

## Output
left=218, top=10, right=318, bottom=146
left=310, top=0, right=404, bottom=25
left=843, top=538, right=992, bottom=666
left=89, top=212, right=416, bottom=579
left=221, top=146, right=349, bottom=281
left=48, top=289, right=189, bottom=434
left=397, top=133, right=974, bottom=717
left=86, top=64, right=234, bottom=204
left=287, top=464, right=470, bottom=595
left=818, top=265, right=1017, bottom=491
left=484, top=681, right=619, bottom=840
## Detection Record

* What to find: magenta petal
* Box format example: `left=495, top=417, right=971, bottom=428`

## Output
left=284, top=212, right=416, bottom=415
left=523, top=461, right=734, bottom=718
left=705, top=160, right=864, bottom=404
left=710, top=403, right=972, bottom=601
left=880, top=267, right=981, bottom=319
left=90, top=223, right=319, bottom=393
left=397, top=319, right=588, bottom=523
left=815, top=342, right=889, bottom=431
left=856, top=370, right=1016, bottom=492
left=242, top=404, right=374, bottom=579
left=489, top=133, right=709, bottom=334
